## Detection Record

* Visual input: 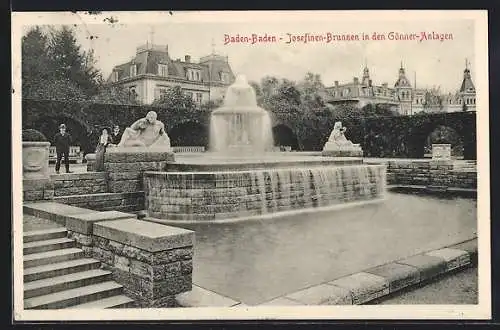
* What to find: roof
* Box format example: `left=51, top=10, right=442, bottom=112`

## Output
left=459, top=68, right=475, bottom=93
left=107, top=46, right=235, bottom=85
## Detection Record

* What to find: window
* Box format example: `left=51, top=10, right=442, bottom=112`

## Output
left=130, top=65, right=137, bottom=77
left=158, top=64, right=168, bottom=77
left=112, top=71, right=119, bottom=82
left=196, top=72, right=200, bottom=81
left=129, top=87, right=137, bottom=102
left=196, top=93, right=203, bottom=103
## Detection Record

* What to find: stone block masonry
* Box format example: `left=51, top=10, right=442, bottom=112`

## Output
left=366, top=159, right=477, bottom=191
left=104, top=148, right=175, bottom=194
left=23, top=172, right=107, bottom=202
left=65, top=210, right=135, bottom=257
left=92, top=218, right=194, bottom=307
left=54, top=191, right=145, bottom=213
left=51, top=172, right=108, bottom=196
left=144, top=164, right=386, bottom=221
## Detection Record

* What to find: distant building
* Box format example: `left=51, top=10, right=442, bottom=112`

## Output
left=325, top=60, right=476, bottom=115
left=107, top=43, right=236, bottom=105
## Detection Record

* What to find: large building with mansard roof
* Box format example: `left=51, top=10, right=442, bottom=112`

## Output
left=325, top=60, right=476, bottom=115
left=107, top=43, right=236, bottom=105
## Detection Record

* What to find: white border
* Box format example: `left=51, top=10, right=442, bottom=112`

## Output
left=12, top=10, right=491, bottom=321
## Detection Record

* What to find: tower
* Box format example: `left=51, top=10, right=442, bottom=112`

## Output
left=458, top=59, right=476, bottom=111
left=394, top=62, right=413, bottom=115
left=361, top=59, right=370, bottom=86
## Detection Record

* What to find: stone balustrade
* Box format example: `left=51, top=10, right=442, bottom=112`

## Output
left=172, top=146, right=205, bottom=153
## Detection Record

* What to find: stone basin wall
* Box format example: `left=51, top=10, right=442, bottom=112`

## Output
left=365, top=160, right=477, bottom=190
left=144, top=164, right=386, bottom=221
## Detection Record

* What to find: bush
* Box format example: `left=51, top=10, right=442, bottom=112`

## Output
left=22, top=129, right=47, bottom=142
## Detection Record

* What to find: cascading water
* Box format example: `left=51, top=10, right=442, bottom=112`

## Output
left=209, top=75, right=274, bottom=154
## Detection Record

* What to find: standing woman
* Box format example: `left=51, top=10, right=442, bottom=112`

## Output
left=95, top=128, right=113, bottom=172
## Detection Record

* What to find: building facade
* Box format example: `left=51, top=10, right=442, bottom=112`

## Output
left=325, top=61, right=476, bottom=115
left=107, top=44, right=236, bottom=105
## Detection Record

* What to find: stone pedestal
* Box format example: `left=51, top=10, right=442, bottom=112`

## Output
left=432, top=144, right=452, bottom=160
left=23, top=141, right=50, bottom=180
left=85, top=153, right=97, bottom=172
left=322, top=142, right=364, bottom=157
left=92, top=218, right=195, bottom=307
left=104, top=147, right=175, bottom=193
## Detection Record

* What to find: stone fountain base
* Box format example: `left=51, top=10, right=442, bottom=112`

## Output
left=144, top=156, right=386, bottom=222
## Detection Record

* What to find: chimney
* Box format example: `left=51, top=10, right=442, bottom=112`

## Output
left=334, top=81, right=339, bottom=87
left=185, top=55, right=191, bottom=63
left=353, top=77, right=359, bottom=84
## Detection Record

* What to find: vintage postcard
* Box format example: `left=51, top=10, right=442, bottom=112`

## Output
left=12, top=10, right=490, bottom=321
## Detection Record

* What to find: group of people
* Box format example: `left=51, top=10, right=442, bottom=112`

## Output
left=54, top=111, right=171, bottom=173
left=53, top=124, right=123, bottom=173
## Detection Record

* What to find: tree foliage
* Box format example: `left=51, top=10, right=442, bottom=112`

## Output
left=22, top=25, right=137, bottom=104
left=151, top=86, right=196, bottom=110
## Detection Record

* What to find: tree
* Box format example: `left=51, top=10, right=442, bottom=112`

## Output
left=92, top=84, right=140, bottom=105
left=22, top=25, right=102, bottom=101
left=47, top=26, right=101, bottom=97
left=297, top=72, right=327, bottom=111
left=151, top=86, right=196, bottom=110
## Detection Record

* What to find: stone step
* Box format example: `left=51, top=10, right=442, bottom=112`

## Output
left=24, top=269, right=112, bottom=299
left=24, top=258, right=101, bottom=282
left=24, top=281, right=124, bottom=309
left=24, top=237, right=76, bottom=255
left=65, top=295, right=135, bottom=309
left=24, top=227, right=67, bottom=243
left=24, top=248, right=84, bottom=269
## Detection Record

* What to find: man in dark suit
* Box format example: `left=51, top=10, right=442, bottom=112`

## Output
left=111, top=125, right=123, bottom=145
left=54, top=123, right=72, bottom=173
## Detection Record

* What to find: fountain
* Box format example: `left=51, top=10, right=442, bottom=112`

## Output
left=143, top=75, right=386, bottom=222
left=209, top=75, right=273, bottom=154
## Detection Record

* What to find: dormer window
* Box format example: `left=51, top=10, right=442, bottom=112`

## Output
left=219, top=72, right=230, bottom=83
left=158, top=64, right=168, bottom=77
left=130, top=64, right=137, bottom=77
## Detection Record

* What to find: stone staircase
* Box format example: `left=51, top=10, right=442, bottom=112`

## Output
left=23, top=225, right=134, bottom=309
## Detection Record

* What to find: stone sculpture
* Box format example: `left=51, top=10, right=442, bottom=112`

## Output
left=118, top=111, right=171, bottom=150
left=322, top=121, right=363, bottom=157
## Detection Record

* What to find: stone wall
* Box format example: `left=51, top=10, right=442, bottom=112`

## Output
left=23, top=179, right=55, bottom=201
left=52, top=172, right=107, bottom=196
left=104, top=148, right=175, bottom=193
left=23, top=172, right=108, bottom=202
left=54, top=192, right=145, bottom=213
left=144, top=164, right=386, bottom=221
left=92, top=219, right=194, bottom=307
left=366, top=160, right=477, bottom=190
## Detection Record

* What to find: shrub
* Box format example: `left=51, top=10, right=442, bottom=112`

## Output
left=22, top=129, right=47, bottom=142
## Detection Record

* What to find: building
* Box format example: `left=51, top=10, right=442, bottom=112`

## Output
left=107, top=43, right=236, bottom=105
left=325, top=60, right=476, bottom=115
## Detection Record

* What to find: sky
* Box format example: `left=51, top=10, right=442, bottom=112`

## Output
left=18, top=11, right=478, bottom=93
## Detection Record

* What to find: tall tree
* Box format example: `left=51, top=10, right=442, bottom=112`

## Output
left=47, top=26, right=101, bottom=97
